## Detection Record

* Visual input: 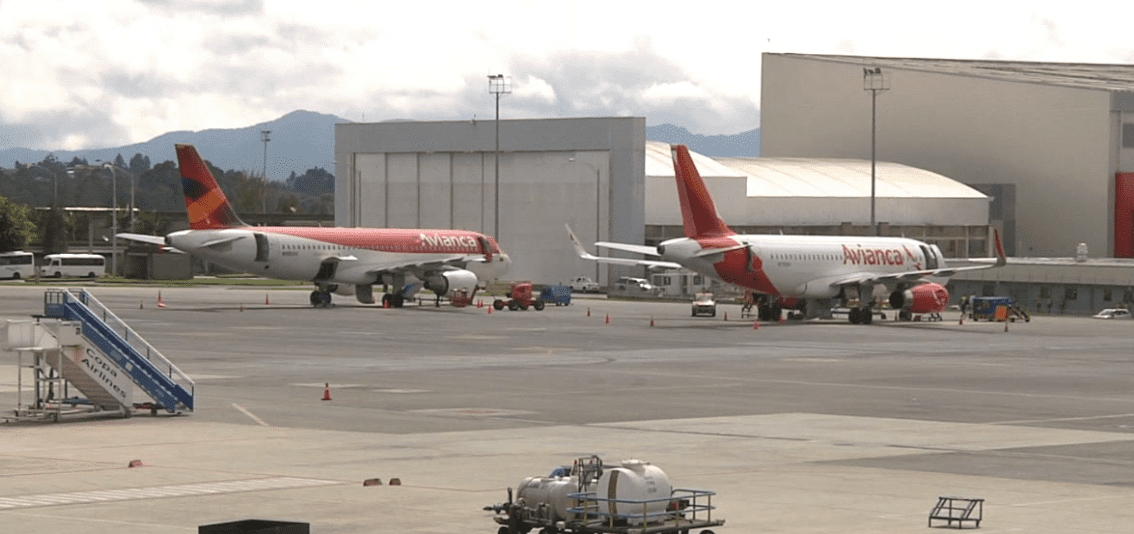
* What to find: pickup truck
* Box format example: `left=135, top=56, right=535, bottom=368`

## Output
left=567, top=276, right=600, bottom=293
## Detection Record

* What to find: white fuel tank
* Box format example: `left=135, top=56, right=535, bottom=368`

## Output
left=516, top=475, right=578, bottom=522
left=594, top=459, right=673, bottom=523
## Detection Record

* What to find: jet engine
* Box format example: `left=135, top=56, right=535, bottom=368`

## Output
left=889, top=283, right=949, bottom=314
left=423, top=269, right=478, bottom=298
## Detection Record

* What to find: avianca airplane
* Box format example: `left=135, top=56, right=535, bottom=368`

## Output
left=118, top=144, right=511, bottom=308
left=569, top=144, right=1005, bottom=324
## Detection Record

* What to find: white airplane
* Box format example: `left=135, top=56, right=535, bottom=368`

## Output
left=569, top=144, right=1005, bottom=324
left=119, top=144, right=511, bottom=308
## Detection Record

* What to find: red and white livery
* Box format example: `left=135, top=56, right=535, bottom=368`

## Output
left=570, top=144, right=1005, bottom=324
left=119, top=144, right=511, bottom=308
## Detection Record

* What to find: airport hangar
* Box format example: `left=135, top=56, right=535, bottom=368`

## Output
left=761, top=52, right=1134, bottom=260
left=334, top=118, right=992, bottom=290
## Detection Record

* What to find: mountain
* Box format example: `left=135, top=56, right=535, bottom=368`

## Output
left=1, top=113, right=760, bottom=177
left=0, top=110, right=350, bottom=180
left=645, top=124, right=760, bottom=157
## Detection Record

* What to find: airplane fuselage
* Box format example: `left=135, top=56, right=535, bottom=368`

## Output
left=167, top=227, right=511, bottom=287
left=658, top=234, right=944, bottom=299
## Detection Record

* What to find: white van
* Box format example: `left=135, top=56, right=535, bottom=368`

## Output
left=0, top=251, right=35, bottom=279
left=40, top=253, right=106, bottom=278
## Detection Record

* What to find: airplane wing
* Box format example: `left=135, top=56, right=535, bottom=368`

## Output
left=362, top=254, right=484, bottom=277
left=116, top=232, right=186, bottom=254
left=566, top=225, right=683, bottom=269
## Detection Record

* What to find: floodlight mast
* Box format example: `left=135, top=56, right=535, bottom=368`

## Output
left=863, top=67, right=889, bottom=236
left=488, top=74, right=511, bottom=242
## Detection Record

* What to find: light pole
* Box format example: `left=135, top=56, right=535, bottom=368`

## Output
left=261, top=130, right=271, bottom=213
left=863, top=67, right=889, bottom=236
left=488, top=74, right=511, bottom=242
left=97, top=162, right=118, bottom=276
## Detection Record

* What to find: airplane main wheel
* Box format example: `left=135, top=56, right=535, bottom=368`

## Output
left=310, top=291, right=321, bottom=306
left=392, top=294, right=405, bottom=308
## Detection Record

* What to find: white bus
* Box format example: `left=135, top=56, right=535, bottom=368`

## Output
left=0, top=251, right=35, bottom=280
left=40, top=253, right=106, bottom=278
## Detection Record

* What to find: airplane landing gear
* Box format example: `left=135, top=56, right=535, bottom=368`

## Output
left=381, top=293, right=405, bottom=308
left=310, top=290, right=333, bottom=308
left=848, top=306, right=874, bottom=325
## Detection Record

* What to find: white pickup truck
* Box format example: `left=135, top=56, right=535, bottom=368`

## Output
left=567, top=276, right=600, bottom=293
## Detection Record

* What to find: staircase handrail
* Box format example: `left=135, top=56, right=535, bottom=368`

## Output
left=75, top=289, right=195, bottom=396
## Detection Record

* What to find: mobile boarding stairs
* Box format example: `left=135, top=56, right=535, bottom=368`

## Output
left=3, top=289, right=194, bottom=422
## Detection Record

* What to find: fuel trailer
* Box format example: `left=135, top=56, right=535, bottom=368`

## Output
left=484, top=456, right=723, bottom=534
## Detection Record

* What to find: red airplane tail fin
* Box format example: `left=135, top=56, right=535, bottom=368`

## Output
left=671, top=144, right=735, bottom=238
left=175, top=144, right=246, bottom=230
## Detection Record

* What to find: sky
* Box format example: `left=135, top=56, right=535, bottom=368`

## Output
left=3, top=0, right=1134, bottom=152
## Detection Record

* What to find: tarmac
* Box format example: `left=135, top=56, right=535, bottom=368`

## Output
left=1, top=284, right=1132, bottom=533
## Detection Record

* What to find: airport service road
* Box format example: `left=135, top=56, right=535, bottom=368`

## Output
left=1, top=284, right=1133, bottom=534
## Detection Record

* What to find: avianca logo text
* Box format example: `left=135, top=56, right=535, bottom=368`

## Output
left=420, top=233, right=478, bottom=250
left=842, top=244, right=906, bottom=266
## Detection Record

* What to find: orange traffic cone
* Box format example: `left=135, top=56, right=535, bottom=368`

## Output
left=605, top=313, right=610, bottom=324
left=487, top=304, right=492, bottom=314
left=587, top=307, right=591, bottom=317
left=753, top=320, right=759, bottom=330
left=265, top=293, right=270, bottom=306
left=157, top=291, right=166, bottom=308
left=1004, top=320, right=1009, bottom=333
left=650, top=316, right=655, bottom=327
left=240, top=303, right=244, bottom=312
left=778, top=315, right=786, bottom=325
left=959, top=314, right=964, bottom=325
left=322, top=383, right=332, bottom=401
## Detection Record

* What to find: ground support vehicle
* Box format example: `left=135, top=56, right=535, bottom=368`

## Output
left=691, top=292, right=716, bottom=317
left=541, top=285, right=572, bottom=306
left=494, top=282, right=546, bottom=311
left=1092, top=308, right=1131, bottom=319
left=568, top=276, right=600, bottom=293
left=485, top=456, right=723, bottom=534
left=969, top=296, right=1030, bottom=322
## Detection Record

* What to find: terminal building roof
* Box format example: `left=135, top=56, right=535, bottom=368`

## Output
left=775, top=53, right=1134, bottom=92
left=645, top=141, right=987, bottom=200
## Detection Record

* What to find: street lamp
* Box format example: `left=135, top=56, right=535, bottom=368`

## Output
left=863, top=67, right=889, bottom=236
left=95, top=161, right=118, bottom=276
left=488, top=74, right=511, bottom=242
left=261, top=130, right=271, bottom=213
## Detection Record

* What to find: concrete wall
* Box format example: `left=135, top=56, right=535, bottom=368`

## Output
left=761, top=53, right=1119, bottom=257
left=335, top=117, right=645, bottom=286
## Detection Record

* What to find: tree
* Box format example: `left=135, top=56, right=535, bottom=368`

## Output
left=129, top=153, right=151, bottom=175
left=0, top=194, right=36, bottom=251
left=114, top=153, right=127, bottom=169
left=39, top=205, right=72, bottom=254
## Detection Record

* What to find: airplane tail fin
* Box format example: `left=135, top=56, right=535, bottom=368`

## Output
left=175, top=144, right=246, bottom=230
left=671, top=144, right=734, bottom=238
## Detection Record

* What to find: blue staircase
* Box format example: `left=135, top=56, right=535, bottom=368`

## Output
left=44, top=289, right=194, bottom=413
